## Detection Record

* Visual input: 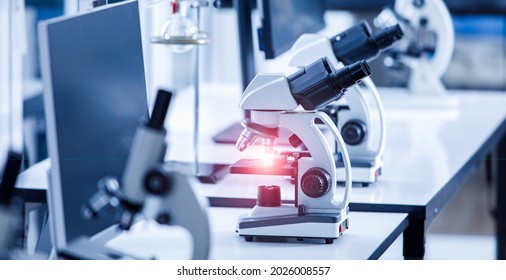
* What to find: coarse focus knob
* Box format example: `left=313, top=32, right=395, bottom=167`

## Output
left=144, top=167, right=173, bottom=196
left=301, top=168, right=332, bottom=198
left=342, top=120, right=367, bottom=145
left=257, top=185, right=281, bottom=207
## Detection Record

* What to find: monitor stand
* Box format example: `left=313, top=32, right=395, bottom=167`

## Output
left=196, top=163, right=231, bottom=184
left=164, top=160, right=230, bottom=185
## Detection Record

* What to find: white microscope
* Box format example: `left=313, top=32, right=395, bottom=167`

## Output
left=288, top=21, right=403, bottom=185
left=230, top=58, right=371, bottom=244
left=82, top=90, right=210, bottom=260
left=374, top=0, right=454, bottom=98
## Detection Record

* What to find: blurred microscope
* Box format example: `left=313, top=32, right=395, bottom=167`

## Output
left=374, top=0, right=455, bottom=99
left=82, top=90, right=210, bottom=260
left=289, top=20, right=403, bottom=186
left=230, top=58, right=371, bottom=243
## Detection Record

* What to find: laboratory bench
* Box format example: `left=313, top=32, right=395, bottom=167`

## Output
left=15, top=83, right=506, bottom=259
left=105, top=208, right=408, bottom=260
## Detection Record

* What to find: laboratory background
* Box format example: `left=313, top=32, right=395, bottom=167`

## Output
left=1, top=0, right=506, bottom=261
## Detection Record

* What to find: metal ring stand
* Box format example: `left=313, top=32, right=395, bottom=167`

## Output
left=150, top=1, right=209, bottom=177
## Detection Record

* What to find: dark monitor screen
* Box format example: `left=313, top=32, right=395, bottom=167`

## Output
left=259, top=0, right=326, bottom=59
left=39, top=0, right=148, bottom=249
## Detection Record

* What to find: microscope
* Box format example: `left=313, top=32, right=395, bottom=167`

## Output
left=289, top=21, right=403, bottom=185
left=82, top=90, right=210, bottom=260
left=374, top=0, right=454, bottom=97
left=230, top=57, right=371, bottom=243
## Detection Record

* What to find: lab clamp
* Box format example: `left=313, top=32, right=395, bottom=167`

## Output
left=151, top=0, right=229, bottom=183
left=150, top=0, right=214, bottom=47
left=374, top=0, right=454, bottom=97
left=230, top=58, right=371, bottom=243
left=289, top=21, right=404, bottom=185
left=82, top=90, right=210, bottom=260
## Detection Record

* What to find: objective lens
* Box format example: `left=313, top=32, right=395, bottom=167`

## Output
left=262, top=138, right=276, bottom=154
left=236, top=128, right=258, bottom=152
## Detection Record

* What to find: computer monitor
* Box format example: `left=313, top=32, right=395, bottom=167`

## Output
left=235, top=0, right=326, bottom=90
left=39, top=0, right=148, bottom=251
left=258, top=0, right=326, bottom=59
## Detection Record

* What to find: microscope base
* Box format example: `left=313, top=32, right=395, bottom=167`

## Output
left=237, top=209, right=348, bottom=244
left=336, top=159, right=382, bottom=186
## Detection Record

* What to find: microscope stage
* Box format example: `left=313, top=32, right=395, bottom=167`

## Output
left=229, top=159, right=295, bottom=177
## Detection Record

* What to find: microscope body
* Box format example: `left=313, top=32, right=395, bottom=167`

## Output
left=375, top=0, right=454, bottom=96
left=231, top=58, right=370, bottom=243
left=233, top=76, right=351, bottom=242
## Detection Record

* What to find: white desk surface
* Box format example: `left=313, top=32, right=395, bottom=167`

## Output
left=104, top=207, right=408, bottom=260
left=15, top=84, right=506, bottom=210
left=166, top=84, right=506, bottom=208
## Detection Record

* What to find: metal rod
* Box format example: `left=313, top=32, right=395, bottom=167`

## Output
left=8, top=0, right=13, bottom=151
left=193, top=4, right=201, bottom=176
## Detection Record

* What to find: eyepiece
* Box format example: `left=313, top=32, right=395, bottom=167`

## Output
left=330, top=60, right=371, bottom=91
left=287, top=57, right=371, bottom=110
left=331, top=20, right=404, bottom=64
left=147, top=89, right=173, bottom=130
left=372, top=23, right=404, bottom=51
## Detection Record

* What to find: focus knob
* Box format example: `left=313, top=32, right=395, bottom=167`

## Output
left=342, top=120, right=366, bottom=145
left=144, top=167, right=173, bottom=196
left=257, top=185, right=281, bottom=207
left=301, top=168, right=332, bottom=198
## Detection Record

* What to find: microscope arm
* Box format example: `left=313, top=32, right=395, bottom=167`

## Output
left=276, top=111, right=351, bottom=211
left=361, top=77, right=386, bottom=157
left=145, top=166, right=210, bottom=260
left=313, top=112, right=352, bottom=209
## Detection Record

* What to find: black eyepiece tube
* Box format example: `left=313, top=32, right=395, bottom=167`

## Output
left=330, top=60, right=372, bottom=91
left=372, top=23, right=404, bottom=51
left=147, top=89, right=173, bottom=130
left=287, top=57, right=371, bottom=110
left=331, top=21, right=404, bottom=64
